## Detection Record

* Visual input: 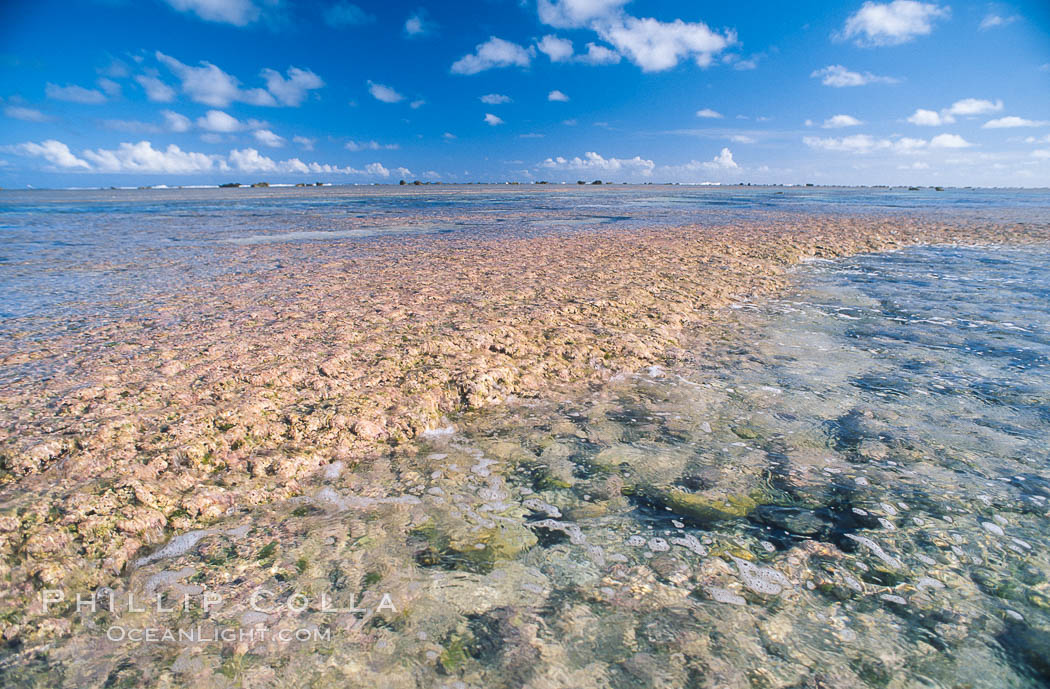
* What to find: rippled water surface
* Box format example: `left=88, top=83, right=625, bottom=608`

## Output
left=14, top=244, right=1049, bottom=688
left=2, top=185, right=1047, bottom=329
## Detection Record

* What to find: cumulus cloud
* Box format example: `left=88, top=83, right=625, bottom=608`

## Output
left=537, top=0, right=630, bottom=28
left=484, top=113, right=504, bottom=126
left=548, top=90, right=570, bottom=102
left=4, top=105, right=50, bottom=122
left=367, top=81, right=404, bottom=103
left=578, top=42, right=621, bottom=64
left=822, top=114, right=863, bottom=128
left=451, top=37, right=534, bottom=75
left=196, top=109, right=244, bottom=132
left=537, top=0, right=733, bottom=72
left=929, top=133, right=973, bottom=148
left=803, top=134, right=932, bottom=154
left=157, top=52, right=276, bottom=107
left=946, top=98, right=1003, bottom=116
left=907, top=99, right=1003, bottom=126
left=811, top=64, right=898, bottom=87
left=84, top=141, right=223, bottom=173
left=253, top=129, right=285, bottom=147
left=164, top=0, right=261, bottom=26
left=983, top=116, right=1050, bottom=128
left=135, top=74, right=177, bottom=102
left=163, top=110, right=192, bottom=132
left=841, top=1, right=950, bottom=46
left=539, top=150, right=655, bottom=176
left=45, top=83, right=107, bottom=104
left=704, top=147, right=738, bottom=169
left=293, top=135, right=316, bottom=150
left=12, top=140, right=90, bottom=169
left=262, top=67, right=324, bottom=106
left=598, top=16, right=735, bottom=71
left=323, top=2, right=374, bottom=27
left=480, top=93, right=512, bottom=104
left=696, top=108, right=723, bottom=118
left=906, top=108, right=949, bottom=126
left=538, top=35, right=575, bottom=62
left=11, top=138, right=401, bottom=176
left=365, top=162, right=389, bottom=177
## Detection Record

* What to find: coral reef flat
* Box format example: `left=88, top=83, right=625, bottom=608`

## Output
left=1, top=188, right=1049, bottom=687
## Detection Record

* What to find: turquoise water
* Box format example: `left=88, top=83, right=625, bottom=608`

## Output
left=11, top=244, right=1048, bottom=688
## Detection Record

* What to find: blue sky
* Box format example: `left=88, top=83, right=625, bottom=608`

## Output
left=1, top=0, right=1048, bottom=187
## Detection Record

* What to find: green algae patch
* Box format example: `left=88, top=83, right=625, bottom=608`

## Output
left=661, top=489, right=760, bottom=524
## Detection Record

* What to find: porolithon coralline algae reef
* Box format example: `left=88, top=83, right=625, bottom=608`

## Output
left=2, top=212, right=1050, bottom=687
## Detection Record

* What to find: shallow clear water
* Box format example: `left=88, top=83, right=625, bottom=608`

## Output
left=19, top=244, right=1050, bottom=688
left=2, top=185, right=1047, bottom=331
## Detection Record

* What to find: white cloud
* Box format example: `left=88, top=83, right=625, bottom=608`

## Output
left=983, top=116, right=1049, bottom=128
left=729, top=134, right=756, bottom=144
left=367, top=81, right=404, bottom=103
left=811, top=64, right=898, bottom=87
left=12, top=140, right=90, bottom=169
left=323, top=2, right=374, bottom=27
left=907, top=108, right=950, bottom=125
left=823, top=114, right=863, bottom=128
left=540, top=151, right=655, bottom=176
left=480, top=93, right=512, bottom=104
left=930, top=133, right=973, bottom=148
left=1032, top=149, right=1050, bottom=159
left=841, top=1, right=950, bottom=46
left=85, top=141, right=223, bottom=173
left=704, top=147, right=738, bottom=169
left=410, top=99, right=425, bottom=109
left=97, top=78, right=122, bottom=98
left=484, top=113, right=504, bottom=126
left=1024, top=134, right=1050, bottom=144
left=451, top=37, right=534, bottom=75
left=163, top=110, right=192, bottom=132
left=11, top=138, right=400, bottom=177
left=979, top=13, right=1017, bottom=30
left=803, top=134, right=922, bottom=154
left=262, top=67, right=324, bottom=106
left=578, top=42, right=621, bottom=64
left=135, top=75, right=177, bottom=102
left=345, top=140, right=399, bottom=151
left=598, top=16, right=735, bottom=71
left=946, top=98, right=1003, bottom=116
left=366, top=162, right=390, bottom=177
left=293, top=135, right=316, bottom=150
left=164, top=0, right=261, bottom=26
left=197, top=110, right=244, bottom=133
left=442, top=132, right=456, bottom=140
left=548, top=90, right=570, bottom=102
left=45, top=83, right=107, bottom=104
left=4, top=105, right=50, bottom=122
left=157, top=52, right=276, bottom=107
left=538, top=35, right=575, bottom=62
left=696, top=108, right=723, bottom=119
left=403, top=9, right=433, bottom=37
left=253, top=129, right=285, bottom=147
left=537, top=0, right=629, bottom=28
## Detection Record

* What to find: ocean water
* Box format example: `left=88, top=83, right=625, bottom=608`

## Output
left=2, top=188, right=1050, bottom=687
left=8, top=244, right=1048, bottom=688
left=1, top=185, right=1048, bottom=329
